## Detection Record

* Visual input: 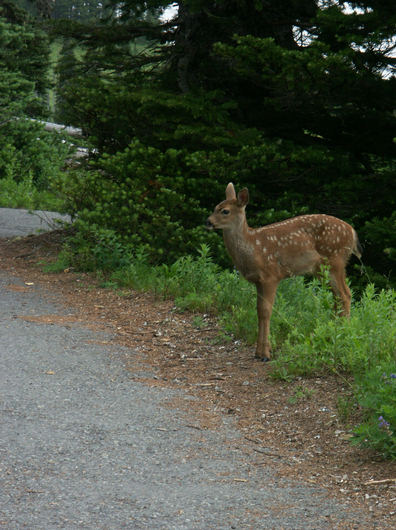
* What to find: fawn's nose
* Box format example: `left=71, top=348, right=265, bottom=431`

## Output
left=206, top=218, right=214, bottom=230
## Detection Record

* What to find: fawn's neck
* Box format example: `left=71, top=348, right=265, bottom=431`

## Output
left=222, top=218, right=256, bottom=274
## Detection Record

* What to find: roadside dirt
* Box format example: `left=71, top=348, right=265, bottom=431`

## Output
left=1, top=230, right=395, bottom=528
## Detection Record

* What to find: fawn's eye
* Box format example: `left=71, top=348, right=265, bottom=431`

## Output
left=221, top=209, right=230, bottom=215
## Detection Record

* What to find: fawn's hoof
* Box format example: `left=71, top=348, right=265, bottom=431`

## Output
left=255, top=354, right=271, bottom=363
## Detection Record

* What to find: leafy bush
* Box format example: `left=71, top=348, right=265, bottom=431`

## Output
left=0, top=120, right=74, bottom=210
left=52, top=140, right=229, bottom=264
left=52, top=135, right=367, bottom=270
left=352, top=365, right=396, bottom=459
left=0, top=174, right=64, bottom=211
left=270, top=284, right=396, bottom=378
left=58, top=224, right=133, bottom=272
left=64, top=235, right=395, bottom=387
left=52, top=130, right=396, bottom=288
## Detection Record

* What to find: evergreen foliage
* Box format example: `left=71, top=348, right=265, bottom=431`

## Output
left=47, top=0, right=396, bottom=284
left=0, top=2, right=72, bottom=201
left=0, top=10, right=49, bottom=119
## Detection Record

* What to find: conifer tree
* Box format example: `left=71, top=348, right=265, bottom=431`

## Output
left=49, top=1, right=396, bottom=281
left=0, top=1, right=50, bottom=120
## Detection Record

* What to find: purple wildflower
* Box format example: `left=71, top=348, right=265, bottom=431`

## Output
left=378, top=416, right=390, bottom=430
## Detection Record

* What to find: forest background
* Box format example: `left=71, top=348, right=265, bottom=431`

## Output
left=1, top=0, right=395, bottom=286
left=0, top=0, right=396, bottom=458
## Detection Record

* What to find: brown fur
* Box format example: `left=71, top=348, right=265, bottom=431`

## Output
left=207, top=183, right=361, bottom=361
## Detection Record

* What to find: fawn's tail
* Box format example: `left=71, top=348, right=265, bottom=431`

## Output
left=353, top=229, right=363, bottom=259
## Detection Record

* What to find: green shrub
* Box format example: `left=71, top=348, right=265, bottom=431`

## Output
left=0, top=174, right=39, bottom=209
left=270, top=284, right=396, bottom=377
left=0, top=120, right=74, bottom=210
left=352, top=365, right=396, bottom=460
left=59, top=223, right=133, bottom=272
left=109, top=246, right=156, bottom=291
left=55, top=141, right=219, bottom=264
left=0, top=173, right=65, bottom=211
left=50, top=130, right=396, bottom=287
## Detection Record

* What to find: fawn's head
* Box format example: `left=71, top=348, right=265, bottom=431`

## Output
left=206, top=182, right=249, bottom=231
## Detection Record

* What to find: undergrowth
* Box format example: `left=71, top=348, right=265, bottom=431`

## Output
left=51, top=241, right=396, bottom=459
left=0, top=175, right=65, bottom=211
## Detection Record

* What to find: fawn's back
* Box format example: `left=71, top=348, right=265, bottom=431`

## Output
left=245, top=213, right=361, bottom=280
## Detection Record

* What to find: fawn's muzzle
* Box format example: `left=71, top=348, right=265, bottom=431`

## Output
left=206, top=218, right=214, bottom=230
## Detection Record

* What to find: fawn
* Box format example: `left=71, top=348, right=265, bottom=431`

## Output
left=206, top=183, right=362, bottom=361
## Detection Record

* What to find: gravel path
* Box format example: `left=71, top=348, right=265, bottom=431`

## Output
left=0, top=210, right=367, bottom=528
left=0, top=208, right=70, bottom=238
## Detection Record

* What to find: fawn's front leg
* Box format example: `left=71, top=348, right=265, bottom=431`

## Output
left=255, top=281, right=278, bottom=362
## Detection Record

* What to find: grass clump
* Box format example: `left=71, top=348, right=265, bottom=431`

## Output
left=352, top=364, right=396, bottom=460
left=270, top=284, right=396, bottom=378
left=112, top=243, right=255, bottom=318
left=0, top=174, right=65, bottom=211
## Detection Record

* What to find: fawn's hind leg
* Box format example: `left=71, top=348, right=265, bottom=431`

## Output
left=329, top=258, right=351, bottom=316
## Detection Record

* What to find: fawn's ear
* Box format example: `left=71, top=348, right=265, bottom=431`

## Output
left=225, top=182, right=236, bottom=200
left=237, top=188, right=249, bottom=207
